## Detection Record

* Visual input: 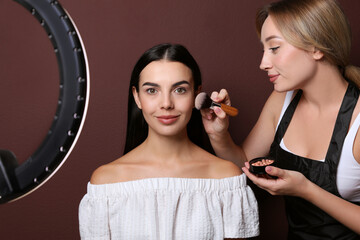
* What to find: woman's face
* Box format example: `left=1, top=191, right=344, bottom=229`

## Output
left=133, top=60, right=195, bottom=137
left=259, top=16, right=320, bottom=92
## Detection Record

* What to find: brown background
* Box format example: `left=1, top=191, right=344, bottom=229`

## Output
left=0, top=0, right=359, bottom=239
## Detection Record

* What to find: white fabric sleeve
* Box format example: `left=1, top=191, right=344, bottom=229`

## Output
left=221, top=177, right=260, bottom=238
left=78, top=190, right=110, bottom=240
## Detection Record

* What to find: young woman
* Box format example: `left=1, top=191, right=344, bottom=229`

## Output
left=78, top=43, right=259, bottom=240
left=202, top=0, right=360, bottom=239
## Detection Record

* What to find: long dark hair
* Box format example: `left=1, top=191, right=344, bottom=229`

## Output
left=123, top=43, right=213, bottom=154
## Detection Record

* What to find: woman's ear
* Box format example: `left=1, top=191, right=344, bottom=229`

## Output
left=312, top=47, right=324, bottom=60
left=132, top=86, right=142, bottom=109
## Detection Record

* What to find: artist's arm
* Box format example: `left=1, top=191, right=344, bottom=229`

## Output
left=201, top=89, right=284, bottom=166
left=201, top=89, right=243, bottom=163
left=242, top=164, right=360, bottom=234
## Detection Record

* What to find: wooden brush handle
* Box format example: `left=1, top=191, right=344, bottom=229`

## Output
left=220, top=103, right=238, bottom=117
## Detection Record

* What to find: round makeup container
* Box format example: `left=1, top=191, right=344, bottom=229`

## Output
left=249, top=157, right=276, bottom=175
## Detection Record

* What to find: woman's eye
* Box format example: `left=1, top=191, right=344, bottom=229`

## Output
left=174, top=87, right=186, bottom=94
left=146, top=88, right=157, bottom=94
left=270, top=46, right=280, bottom=53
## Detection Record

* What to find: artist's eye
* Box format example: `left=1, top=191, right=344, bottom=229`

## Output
left=146, top=88, right=157, bottom=94
left=174, top=87, right=186, bottom=94
left=270, top=46, right=280, bottom=53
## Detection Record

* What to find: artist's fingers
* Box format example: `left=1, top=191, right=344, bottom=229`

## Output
left=217, top=89, right=231, bottom=105
left=210, top=89, right=227, bottom=103
left=213, top=106, right=227, bottom=119
left=266, top=167, right=310, bottom=196
left=265, top=166, right=285, bottom=178
left=244, top=161, right=250, bottom=168
left=210, top=91, right=219, bottom=102
left=243, top=165, right=280, bottom=194
left=242, top=161, right=270, bottom=183
left=242, top=165, right=258, bottom=182
left=200, top=108, right=214, bottom=120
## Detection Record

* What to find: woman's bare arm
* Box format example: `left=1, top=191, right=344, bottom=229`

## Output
left=202, top=90, right=285, bottom=166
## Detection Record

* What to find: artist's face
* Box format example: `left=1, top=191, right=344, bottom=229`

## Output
left=133, top=60, right=195, bottom=137
left=259, top=16, right=321, bottom=92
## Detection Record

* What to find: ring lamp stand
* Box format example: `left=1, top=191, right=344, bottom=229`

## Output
left=0, top=0, right=89, bottom=203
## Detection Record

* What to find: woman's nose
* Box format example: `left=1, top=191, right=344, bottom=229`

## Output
left=259, top=52, right=272, bottom=71
left=160, top=93, right=174, bottom=109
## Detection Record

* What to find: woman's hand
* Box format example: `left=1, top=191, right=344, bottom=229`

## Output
left=242, top=162, right=310, bottom=197
left=243, top=162, right=360, bottom=234
left=200, top=89, right=231, bottom=138
left=200, top=89, right=247, bottom=164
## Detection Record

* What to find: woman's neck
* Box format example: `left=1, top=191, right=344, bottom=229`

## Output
left=300, top=63, right=348, bottom=110
left=140, top=130, right=196, bottom=162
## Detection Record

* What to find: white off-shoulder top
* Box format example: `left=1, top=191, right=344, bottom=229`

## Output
left=78, top=174, right=259, bottom=240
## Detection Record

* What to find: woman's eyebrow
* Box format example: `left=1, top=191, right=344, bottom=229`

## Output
left=142, top=82, right=159, bottom=87
left=172, top=80, right=190, bottom=87
left=142, top=80, right=190, bottom=87
left=263, top=35, right=282, bottom=43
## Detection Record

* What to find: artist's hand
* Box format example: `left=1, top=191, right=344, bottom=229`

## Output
left=200, top=89, right=231, bottom=138
left=242, top=162, right=310, bottom=197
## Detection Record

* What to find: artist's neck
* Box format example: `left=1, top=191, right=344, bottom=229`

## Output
left=300, top=63, right=348, bottom=110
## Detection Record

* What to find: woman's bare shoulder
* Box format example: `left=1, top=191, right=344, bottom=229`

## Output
left=264, top=90, right=288, bottom=116
left=90, top=152, right=140, bottom=185
left=90, top=163, right=115, bottom=185
left=195, top=147, right=242, bottom=178
left=210, top=157, right=242, bottom=178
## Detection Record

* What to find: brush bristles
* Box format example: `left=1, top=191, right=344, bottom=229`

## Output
left=195, top=92, right=213, bottom=110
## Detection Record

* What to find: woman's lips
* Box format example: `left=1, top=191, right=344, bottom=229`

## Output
left=156, top=115, right=179, bottom=124
left=268, top=74, right=279, bottom=83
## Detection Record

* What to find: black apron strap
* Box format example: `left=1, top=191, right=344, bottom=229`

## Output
left=325, top=83, right=359, bottom=195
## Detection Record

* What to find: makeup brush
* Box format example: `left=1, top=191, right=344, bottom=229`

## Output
left=195, top=92, right=238, bottom=117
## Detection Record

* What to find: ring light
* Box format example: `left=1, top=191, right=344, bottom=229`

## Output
left=0, top=0, right=89, bottom=203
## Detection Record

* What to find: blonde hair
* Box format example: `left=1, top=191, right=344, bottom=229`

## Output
left=255, top=0, right=360, bottom=87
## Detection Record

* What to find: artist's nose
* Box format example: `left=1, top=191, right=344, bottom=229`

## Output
left=160, top=93, right=174, bottom=110
left=259, top=52, right=272, bottom=71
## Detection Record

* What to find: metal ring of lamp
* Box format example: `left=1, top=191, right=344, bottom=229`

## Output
left=0, top=0, right=89, bottom=203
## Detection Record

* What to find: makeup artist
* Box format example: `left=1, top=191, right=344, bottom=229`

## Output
left=201, top=0, right=360, bottom=239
